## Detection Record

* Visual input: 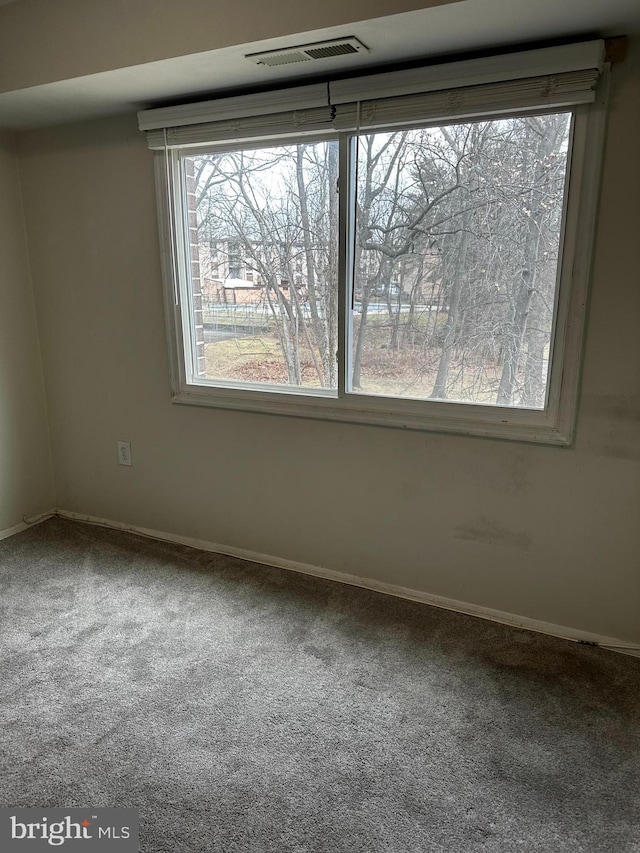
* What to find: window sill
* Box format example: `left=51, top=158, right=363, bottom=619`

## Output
left=172, top=384, right=572, bottom=445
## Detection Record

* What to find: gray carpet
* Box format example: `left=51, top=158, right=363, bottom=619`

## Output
left=1, top=518, right=639, bottom=852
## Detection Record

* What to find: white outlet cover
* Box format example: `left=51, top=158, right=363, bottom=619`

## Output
left=117, top=441, right=132, bottom=466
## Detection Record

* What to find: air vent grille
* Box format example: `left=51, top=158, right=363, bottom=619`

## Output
left=306, top=43, right=359, bottom=59
left=246, top=37, right=368, bottom=67
left=258, top=51, right=311, bottom=67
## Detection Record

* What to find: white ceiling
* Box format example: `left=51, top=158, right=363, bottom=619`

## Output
left=1, top=0, right=639, bottom=129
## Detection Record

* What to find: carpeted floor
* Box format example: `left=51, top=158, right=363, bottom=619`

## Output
left=0, top=517, right=639, bottom=852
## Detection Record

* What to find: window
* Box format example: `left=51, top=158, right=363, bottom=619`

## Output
left=185, top=141, right=339, bottom=390
left=140, top=39, right=608, bottom=444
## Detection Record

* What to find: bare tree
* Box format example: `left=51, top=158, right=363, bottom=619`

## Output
left=189, top=112, right=570, bottom=405
left=194, top=143, right=338, bottom=387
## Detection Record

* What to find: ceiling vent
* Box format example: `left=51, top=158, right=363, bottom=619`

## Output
left=246, top=37, right=369, bottom=68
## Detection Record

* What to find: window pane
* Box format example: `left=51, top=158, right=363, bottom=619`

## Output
left=184, top=142, right=339, bottom=391
left=351, top=114, right=572, bottom=408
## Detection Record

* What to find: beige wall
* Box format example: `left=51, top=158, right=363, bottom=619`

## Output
left=0, top=133, right=55, bottom=532
left=0, top=0, right=460, bottom=93
left=17, top=43, right=640, bottom=643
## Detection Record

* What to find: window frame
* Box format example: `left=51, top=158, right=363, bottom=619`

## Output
left=149, top=49, right=609, bottom=445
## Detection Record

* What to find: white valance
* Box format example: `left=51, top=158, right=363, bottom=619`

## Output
left=139, top=39, right=605, bottom=150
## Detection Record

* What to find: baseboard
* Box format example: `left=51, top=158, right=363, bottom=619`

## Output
left=0, top=520, right=29, bottom=541
left=48, top=508, right=640, bottom=658
left=0, top=511, right=56, bottom=542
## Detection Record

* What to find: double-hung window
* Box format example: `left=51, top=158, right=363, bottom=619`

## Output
left=139, top=39, right=608, bottom=444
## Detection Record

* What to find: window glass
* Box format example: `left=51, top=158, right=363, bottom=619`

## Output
left=184, top=141, right=339, bottom=391
left=351, top=113, right=572, bottom=408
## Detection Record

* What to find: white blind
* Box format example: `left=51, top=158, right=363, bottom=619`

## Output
left=139, top=39, right=605, bottom=149
left=332, top=69, right=600, bottom=132
left=145, top=105, right=335, bottom=150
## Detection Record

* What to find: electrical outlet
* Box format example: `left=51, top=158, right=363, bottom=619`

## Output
left=117, top=441, right=132, bottom=466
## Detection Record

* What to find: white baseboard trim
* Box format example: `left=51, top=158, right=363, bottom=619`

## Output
left=0, top=520, right=29, bottom=541
left=50, top=508, right=640, bottom=659
left=0, top=510, right=56, bottom=542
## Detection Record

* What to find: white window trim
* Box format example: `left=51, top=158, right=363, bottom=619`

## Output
left=143, top=41, right=610, bottom=445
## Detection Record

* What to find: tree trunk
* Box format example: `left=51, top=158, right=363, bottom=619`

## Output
left=430, top=226, right=469, bottom=400
left=296, top=145, right=329, bottom=386
left=352, top=285, right=370, bottom=390
left=521, top=304, right=546, bottom=408
left=497, top=119, right=557, bottom=406
left=496, top=266, right=534, bottom=405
